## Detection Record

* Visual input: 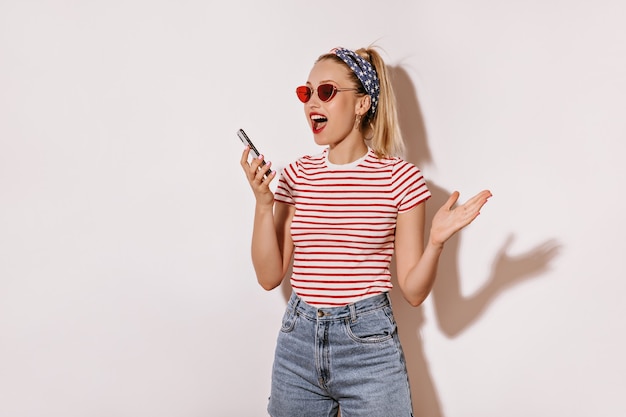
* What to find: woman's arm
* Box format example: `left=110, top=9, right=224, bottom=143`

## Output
left=395, top=190, right=492, bottom=306
left=251, top=201, right=295, bottom=290
left=241, top=147, right=295, bottom=290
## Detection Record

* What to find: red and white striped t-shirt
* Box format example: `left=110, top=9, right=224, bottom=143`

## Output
left=274, top=148, right=431, bottom=307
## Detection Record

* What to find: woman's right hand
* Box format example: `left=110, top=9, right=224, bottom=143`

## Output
left=240, top=146, right=276, bottom=206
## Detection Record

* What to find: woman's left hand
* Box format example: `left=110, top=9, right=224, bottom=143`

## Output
left=430, top=190, right=492, bottom=248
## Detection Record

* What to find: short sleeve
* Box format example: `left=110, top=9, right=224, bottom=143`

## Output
left=274, top=161, right=297, bottom=205
left=393, top=160, right=431, bottom=213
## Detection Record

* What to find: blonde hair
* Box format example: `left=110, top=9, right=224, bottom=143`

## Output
left=317, top=46, right=405, bottom=158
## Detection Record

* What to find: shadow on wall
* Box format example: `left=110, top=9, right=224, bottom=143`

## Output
left=389, top=65, right=562, bottom=417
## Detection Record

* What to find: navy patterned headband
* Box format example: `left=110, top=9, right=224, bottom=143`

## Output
left=331, top=47, right=380, bottom=118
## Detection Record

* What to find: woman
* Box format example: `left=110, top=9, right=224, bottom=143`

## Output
left=240, top=46, right=491, bottom=417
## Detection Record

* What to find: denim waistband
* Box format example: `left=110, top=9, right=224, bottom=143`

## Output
left=287, top=291, right=392, bottom=321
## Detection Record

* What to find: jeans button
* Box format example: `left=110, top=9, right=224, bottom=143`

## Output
left=317, top=310, right=324, bottom=318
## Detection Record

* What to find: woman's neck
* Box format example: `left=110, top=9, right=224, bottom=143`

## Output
left=327, top=139, right=368, bottom=165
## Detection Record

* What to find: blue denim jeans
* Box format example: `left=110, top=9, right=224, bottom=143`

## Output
left=268, top=291, right=413, bottom=417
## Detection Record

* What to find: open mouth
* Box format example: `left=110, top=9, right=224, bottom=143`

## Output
left=311, top=114, right=328, bottom=133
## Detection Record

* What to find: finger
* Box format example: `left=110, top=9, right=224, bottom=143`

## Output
left=240, top=145, right=251, bottom=168
left=250, top=154, right=269, bottom=180
left=241, top=147, right=260, bottom=182
left=445, top=191, right=460, bottom=210
left=246, top=153, right=262, bottom=177
left=475, top=189, right=493, bottom=202
left=255, top=160, right=273, bottom=182
left=464, top=189, right=491, bottom=204
left=459, top=190, right=492, bottom=211
left=261, top=166, right=277, bottom=185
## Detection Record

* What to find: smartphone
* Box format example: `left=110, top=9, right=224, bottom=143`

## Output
left=237, top=128, right=272, bottom=176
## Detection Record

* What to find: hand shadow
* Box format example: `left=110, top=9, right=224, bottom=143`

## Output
left=429, top=193, right=562, bottom=338
left=389, top=65, right=562, bottom=416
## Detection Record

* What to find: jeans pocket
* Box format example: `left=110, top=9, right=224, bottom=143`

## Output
left=346, top=306, right=396, bottom=343
left=280, top=307, right=298, bottom=333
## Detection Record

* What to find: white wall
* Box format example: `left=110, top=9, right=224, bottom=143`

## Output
left=1, top=1, right=624, bottom=416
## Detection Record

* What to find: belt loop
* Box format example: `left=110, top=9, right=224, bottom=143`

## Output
left=291, top=291, right=301, bottom=314
left=349, top=303, right=357, bottom=323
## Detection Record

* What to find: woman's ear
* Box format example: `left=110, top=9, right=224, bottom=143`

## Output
left=355, top=94, right=371, bottom=116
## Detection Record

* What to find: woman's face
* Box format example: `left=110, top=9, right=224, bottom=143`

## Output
left=303, top=59, right=364, bottom=148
